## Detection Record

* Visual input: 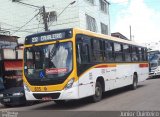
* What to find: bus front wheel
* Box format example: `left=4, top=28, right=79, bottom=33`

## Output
left=92, top=81, right=102, bottom=102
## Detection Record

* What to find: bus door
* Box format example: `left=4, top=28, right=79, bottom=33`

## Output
left=76, top=35, right=94, bottom=98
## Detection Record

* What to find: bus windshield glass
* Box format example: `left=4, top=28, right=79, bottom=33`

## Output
left=24, top=42, right=72, bottom=80
left=149, top=54, right=158, bottom=61
left=150, top=62, right=158, bottom=68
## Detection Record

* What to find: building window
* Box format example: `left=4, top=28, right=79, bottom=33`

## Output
left=99, top=0, right=108, bottom=13
left=86, top=0, right=95, bottom=5
left=101, top=23, right=108, bottom=35
left=86, top=14, right=97, bottom=32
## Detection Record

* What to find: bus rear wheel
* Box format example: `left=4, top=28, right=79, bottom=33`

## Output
left=92, top=81, right=102, bottom=102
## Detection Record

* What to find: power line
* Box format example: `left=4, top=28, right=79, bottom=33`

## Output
left=0, top=22, right=19, bottom=28
left=0, top=8, right=39, bottom=29
left=1, top=23, right=44, bottom=31
left=12, top=1, right=49, bottom=31
left=11, top=10, right=41, bottom=35
left=14, top=17, right=79, bottom=31
left=1, top=28, right=36, bottom=33
left=12, top=1, right=52, bottom=9
left=12, top=0, right=40, bottom=9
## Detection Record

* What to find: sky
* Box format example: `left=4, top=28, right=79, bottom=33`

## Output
left=109, top=0, right=160, bottom=45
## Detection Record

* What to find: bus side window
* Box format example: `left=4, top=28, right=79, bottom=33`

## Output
left=76, top=44, right=82, bottom=65
left=138, top=47, right=143, bottom=61
left=76, top=43, right=90, bottom=65
left=123, top=44, right=131, bottom=62
left=145, top=49, right=148, bottom=61
left=131, top=46, right=138, bottom=61
left=81, top=44, right=90, bottom=63
left=142, top=48, right=148, bottom=61
left=91, top=39, right=103, bottom=62
left=114, top=43, right=123, bottom=62
left=105, top=41, right=114, bottom=62
left=141, top=48, right=145, bottom=61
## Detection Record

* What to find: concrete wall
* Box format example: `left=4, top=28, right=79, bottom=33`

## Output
left=78, top=0, right=110, bottom=34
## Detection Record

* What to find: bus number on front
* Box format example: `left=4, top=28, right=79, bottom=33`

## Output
left=32, top=37, right=38, bottom=43
left=34, top=87, right=41, bottom=92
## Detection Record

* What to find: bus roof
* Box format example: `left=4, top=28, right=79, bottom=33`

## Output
left=25, top=28, right=145, bottom=48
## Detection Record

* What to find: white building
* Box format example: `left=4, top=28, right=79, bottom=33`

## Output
left=0, top=0, right=110, bottom=43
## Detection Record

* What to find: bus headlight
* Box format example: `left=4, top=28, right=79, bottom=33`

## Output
left=24, top=83, right=30, bottom=92
left=65, top=78, right=74, bottom=90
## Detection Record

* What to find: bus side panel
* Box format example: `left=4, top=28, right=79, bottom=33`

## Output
left=78, top=63, right=148, bottom=99
left=104, top=67, right=116, bottom=91
left=78, top=70, right=95, bottom=98
left=78, top=66, right=117, bottom=98
left=105, top=64, right=133, bottom=90
left=138, top=68, right=149, bottom=82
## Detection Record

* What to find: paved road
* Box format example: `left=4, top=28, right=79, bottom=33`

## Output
left=0, top=78, right=160, bottom=112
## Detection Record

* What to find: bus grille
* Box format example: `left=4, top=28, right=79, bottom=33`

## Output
left=33, top=93, right=60, bottom=99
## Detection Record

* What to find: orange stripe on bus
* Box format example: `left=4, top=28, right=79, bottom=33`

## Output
left=139, top=63, right=149, bottom=68
left=95, top=64, right=117, bottom=68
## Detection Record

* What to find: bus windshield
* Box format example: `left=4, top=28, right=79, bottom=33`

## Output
left=24, top=42, right=72, bottom=80
left=149, top=54, right=158, bottom=61
left=150, top=62, right=158, bottom=68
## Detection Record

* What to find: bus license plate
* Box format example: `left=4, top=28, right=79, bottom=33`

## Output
left=3, top=98, right=10, bottom=102
left=42, top=97, right=52, bottom=101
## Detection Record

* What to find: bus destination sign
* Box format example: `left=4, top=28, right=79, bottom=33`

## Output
left=31, top=32, right=65, bottom=43
left=25, top=29, right=73, bottom=44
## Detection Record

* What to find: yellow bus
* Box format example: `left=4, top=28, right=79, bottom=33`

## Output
left=23, top=28, right=149, bottom=104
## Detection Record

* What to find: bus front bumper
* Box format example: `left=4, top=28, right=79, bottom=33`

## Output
left=24, top=86, right=79, bottom=101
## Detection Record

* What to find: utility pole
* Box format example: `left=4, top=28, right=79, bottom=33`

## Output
left=130, top=25, right=132, bottom=40
left=41, top=6, right=49, bottom=31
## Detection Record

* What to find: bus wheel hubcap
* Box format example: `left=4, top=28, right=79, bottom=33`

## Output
left=95, top=87, right=101, bottom=97
left=134, top=81, right=137, bottom=87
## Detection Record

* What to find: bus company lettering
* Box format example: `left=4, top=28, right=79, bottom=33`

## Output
left=41, top=33, right=63, bottom=41
left=46, top=68, right=67, bottom=74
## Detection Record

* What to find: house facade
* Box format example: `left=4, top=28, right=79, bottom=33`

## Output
left=49, top=0, right=110, bottom=35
